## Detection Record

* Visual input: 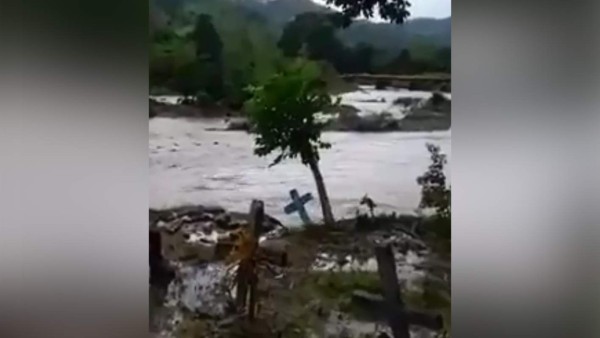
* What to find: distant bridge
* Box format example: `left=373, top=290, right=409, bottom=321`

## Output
left=341, top=73, right=451, bottom=91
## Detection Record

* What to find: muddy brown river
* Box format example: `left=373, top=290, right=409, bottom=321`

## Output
left=150, top=87, right=451, bottom=225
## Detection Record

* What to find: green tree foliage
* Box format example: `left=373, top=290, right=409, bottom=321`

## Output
left=417, top=143, right=451, bottom=240
left=349, top=43, right=375, bottom=73
left=150, top=0, right=450, bottom=103
left=382, top=48, right=412, bottom=74
left=380, top=46, right=451, bottom=74
left=149, top=0, right=284, bottom=105
left=435, top=47, right=451, bottom=72
left=324, top=0, right=411, bottom=26
left=149, top=28, right=195, bottom=91
left=245, top=60, right=336, bottom=225
left=277, top=11, right=449, bottom=76
left=171, top=61, right=203, bottom=99
left=278, top=13, right=343, bottom=59
left=278, top=12, right=375, bottom=74
left=191, top=14, right=223, bottom=62
left=189, top=14, right=225, bottom=100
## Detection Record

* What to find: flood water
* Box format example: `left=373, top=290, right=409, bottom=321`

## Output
left=150, top=87, right=451, bottom=225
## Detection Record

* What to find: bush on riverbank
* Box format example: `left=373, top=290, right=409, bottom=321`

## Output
left=418, top=144, right=451, bottom=238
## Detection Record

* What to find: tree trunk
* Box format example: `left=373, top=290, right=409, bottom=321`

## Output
left=308, top=158, right=335, bottom=225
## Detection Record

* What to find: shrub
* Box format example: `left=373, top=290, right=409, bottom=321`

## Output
left=417, top=143, right=451, bottom=240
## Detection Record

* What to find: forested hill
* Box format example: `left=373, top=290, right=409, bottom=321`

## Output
left=151, top=0, right=451, bottom=51
left=150, top=0, right=451, bottom=102
left=150, top=0, right=284, bottom=101
left=240, top=0, right=450, bottom=52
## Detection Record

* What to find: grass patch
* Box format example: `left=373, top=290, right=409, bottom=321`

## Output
left=311, top=271, right=382, bottom=298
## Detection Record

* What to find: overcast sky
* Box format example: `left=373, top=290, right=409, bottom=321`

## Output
left=311, top=0, right=451, bottom=19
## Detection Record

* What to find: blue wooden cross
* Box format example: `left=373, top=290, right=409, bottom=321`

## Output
left=283, top=189, right=313, bottom=224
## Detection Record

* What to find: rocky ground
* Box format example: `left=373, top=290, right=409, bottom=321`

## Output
left=149, top=205, right=450, bottom=338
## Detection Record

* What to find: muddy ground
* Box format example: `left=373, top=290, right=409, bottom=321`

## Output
left=150, top=208, right=450, bottom=338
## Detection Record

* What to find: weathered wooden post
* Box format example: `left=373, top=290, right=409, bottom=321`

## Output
left=352, top=244, right=443, bottom=336
left=236, top=262, right=250, bottom=309
left=247, top=199, right=264, bottom=320
left=235, top=200, right=264, bottom=319
left=375, top=243, right=410, bottom=338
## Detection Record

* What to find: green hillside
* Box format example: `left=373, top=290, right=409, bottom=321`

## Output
left=149, top=0, right=451, bottom=100
left=150, top=0, right=284, bottom=101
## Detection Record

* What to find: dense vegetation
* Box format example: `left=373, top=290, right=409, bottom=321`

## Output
left=150, top=0, right=284, bottom=107
left=150, top=0, right=451, bottom=105
left=278, top=11, right=450, bottom=75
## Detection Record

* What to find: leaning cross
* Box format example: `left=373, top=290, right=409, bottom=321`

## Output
left=283, top=189, right=313, bottom=224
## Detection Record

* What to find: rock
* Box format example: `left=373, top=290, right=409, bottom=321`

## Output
left=393, top=97, right=421, bottom=107
left=160, top=225, right=217, bottom=262
left=337, top=256, right=349, bottom=267
left=150, top=206, right=200, bottom=224
left=327, top=111, right=400, bottom=132
left=204, top=205, right=226, bottom=214
left=326, top=104, right=360, bottom=116
left=397, top=92, right=451, bottom=131
left=150, top=205, right=285, bottom=264
left=161, top=217, right=186, bottom=233
left=424, top=92, right=451, bottom=113
left=200, top=213, right=215, bottom=221
left=214, top=213, right=233, bottom=229
left=201, top=222, right=214, bottom=235
left=226, top=211, right=282, bottom=233
left=408, top=80, right=442, bottom=92
left=375, top=78, right=391, bottom=90
left=226, top=118, right=250, bottom=131
left=355, top=113, right=399, bottom=132
left=259, top=239, right=289, bottom=266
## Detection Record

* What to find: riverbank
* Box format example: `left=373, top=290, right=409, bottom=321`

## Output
left=150, top=88, right=451, bottom=133
left=149, top=205, right=450, bottom=338
left=150, top=99, right=242, bottom=119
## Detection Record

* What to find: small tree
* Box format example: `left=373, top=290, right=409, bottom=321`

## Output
left=417, top=143, right=451, bottom=240
left=245, top=60, right=336, bottom=225
left=190, top=14, right=224, bottom=100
